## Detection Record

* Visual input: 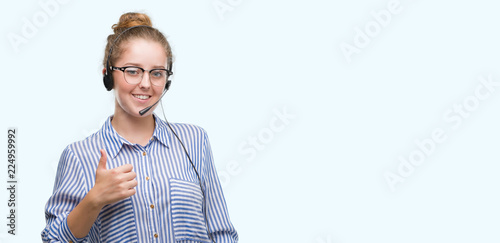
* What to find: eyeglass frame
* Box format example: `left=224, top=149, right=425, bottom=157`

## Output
left=110, top=66, right=173, bottom=86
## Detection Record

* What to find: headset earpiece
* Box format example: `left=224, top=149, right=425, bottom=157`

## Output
left=165, top=80, right=171, bottom=91
left=103, top=66, right=113, bottom=91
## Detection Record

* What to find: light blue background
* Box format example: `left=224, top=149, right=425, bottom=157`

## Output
left=1, top=0, right=500, bottom=242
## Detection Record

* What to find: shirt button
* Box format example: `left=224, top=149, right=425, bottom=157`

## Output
left=146, top=176, right=150, bottom=181
left=143, top=151, right=146, bottom=156
left=150, top=204, right=154, bottom=209
left=154, top=233, right=158, bottom=238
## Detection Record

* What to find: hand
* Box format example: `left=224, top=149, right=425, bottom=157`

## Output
left=89, top=149, right=137, bottom=208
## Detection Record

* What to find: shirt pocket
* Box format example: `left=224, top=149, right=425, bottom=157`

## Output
left=169, top=178, right=211, bottom=242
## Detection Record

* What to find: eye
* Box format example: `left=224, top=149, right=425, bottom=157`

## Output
left=151, top=70, right=166, bottom=79
left=125, top=67, right=140, bottom=76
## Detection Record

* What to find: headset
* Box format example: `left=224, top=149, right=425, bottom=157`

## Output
left=103, top=25, right=216, bottom=243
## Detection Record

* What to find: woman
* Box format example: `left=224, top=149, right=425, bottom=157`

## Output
left=42, top=12, right=238, bottom=242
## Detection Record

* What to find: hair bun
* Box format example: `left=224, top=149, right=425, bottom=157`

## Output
left=112, top=12, right=152, bottom=33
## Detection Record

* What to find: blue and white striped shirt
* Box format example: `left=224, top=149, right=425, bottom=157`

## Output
left=42, top=114, right=238, bottom=242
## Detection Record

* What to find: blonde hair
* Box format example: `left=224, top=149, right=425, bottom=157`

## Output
left=103, top=12, right=173, bottom=69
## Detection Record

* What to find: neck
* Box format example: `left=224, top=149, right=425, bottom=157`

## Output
left=111, top=106, right=155, bottom=146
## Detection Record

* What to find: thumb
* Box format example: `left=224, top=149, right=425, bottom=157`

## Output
left=98, top=149, right=108, bottom=170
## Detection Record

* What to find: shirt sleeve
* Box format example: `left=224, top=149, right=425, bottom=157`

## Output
left=41, top=146, right=95, bottom=243
left=201, top=131, right=239, bottom=242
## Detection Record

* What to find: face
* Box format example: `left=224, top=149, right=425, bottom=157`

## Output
left=111, top=38, right=167, bottom=118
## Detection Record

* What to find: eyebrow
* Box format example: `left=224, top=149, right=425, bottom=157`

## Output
left=123, top=63, right=166, bottom=69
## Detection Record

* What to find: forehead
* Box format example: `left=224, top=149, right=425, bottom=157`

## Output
left=116, top=38, right=167, bottom=66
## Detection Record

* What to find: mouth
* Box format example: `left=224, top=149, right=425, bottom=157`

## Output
left=132, top=94, right=151, bottom=100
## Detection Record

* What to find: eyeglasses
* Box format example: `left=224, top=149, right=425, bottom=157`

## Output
left=111, top=66, right=173, bottom=86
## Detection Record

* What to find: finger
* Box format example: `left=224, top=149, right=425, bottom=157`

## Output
left=98, top=149, right=108, bottom=170
left=121, top=171, right=137, bottom=181
left=124, top=179, right=138, bottom=189
left=117, top=188, right=136, bottom=201
left=125, top=188, right=136, bottom=197
left=115, top=164, right=133, bottom=173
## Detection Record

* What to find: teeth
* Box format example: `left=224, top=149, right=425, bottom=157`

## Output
left=133, top=95, right=150, bottom=100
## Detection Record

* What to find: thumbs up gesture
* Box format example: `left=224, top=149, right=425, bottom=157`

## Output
left=90, top=149, right=138, bottom=207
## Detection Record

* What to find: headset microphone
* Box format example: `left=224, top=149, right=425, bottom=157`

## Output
left=139, top=80, right=171, bottom=116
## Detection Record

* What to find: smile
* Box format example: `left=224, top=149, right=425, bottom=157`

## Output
left=133, top=94, right=151, bottom=100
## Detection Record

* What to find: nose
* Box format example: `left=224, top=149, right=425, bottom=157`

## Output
left=138, top=71, right=152, bottom=89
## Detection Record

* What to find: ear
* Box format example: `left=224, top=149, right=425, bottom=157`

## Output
left=102, top=68, right=106, bottom=75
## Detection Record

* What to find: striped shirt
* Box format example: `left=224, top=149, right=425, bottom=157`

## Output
left=41, top=114, right=238, bottom=242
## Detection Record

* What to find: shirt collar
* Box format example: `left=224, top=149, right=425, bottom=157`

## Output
left=151, top=113, right=172, bottom=148
left=99, top=113, right=171, bottom=159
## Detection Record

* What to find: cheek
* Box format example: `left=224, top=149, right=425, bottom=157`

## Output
left=156, top=86, right=166, bottom=94
left=114, top=86, right=131, bottom=105
left=151, top=84, right=165, bottom=95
